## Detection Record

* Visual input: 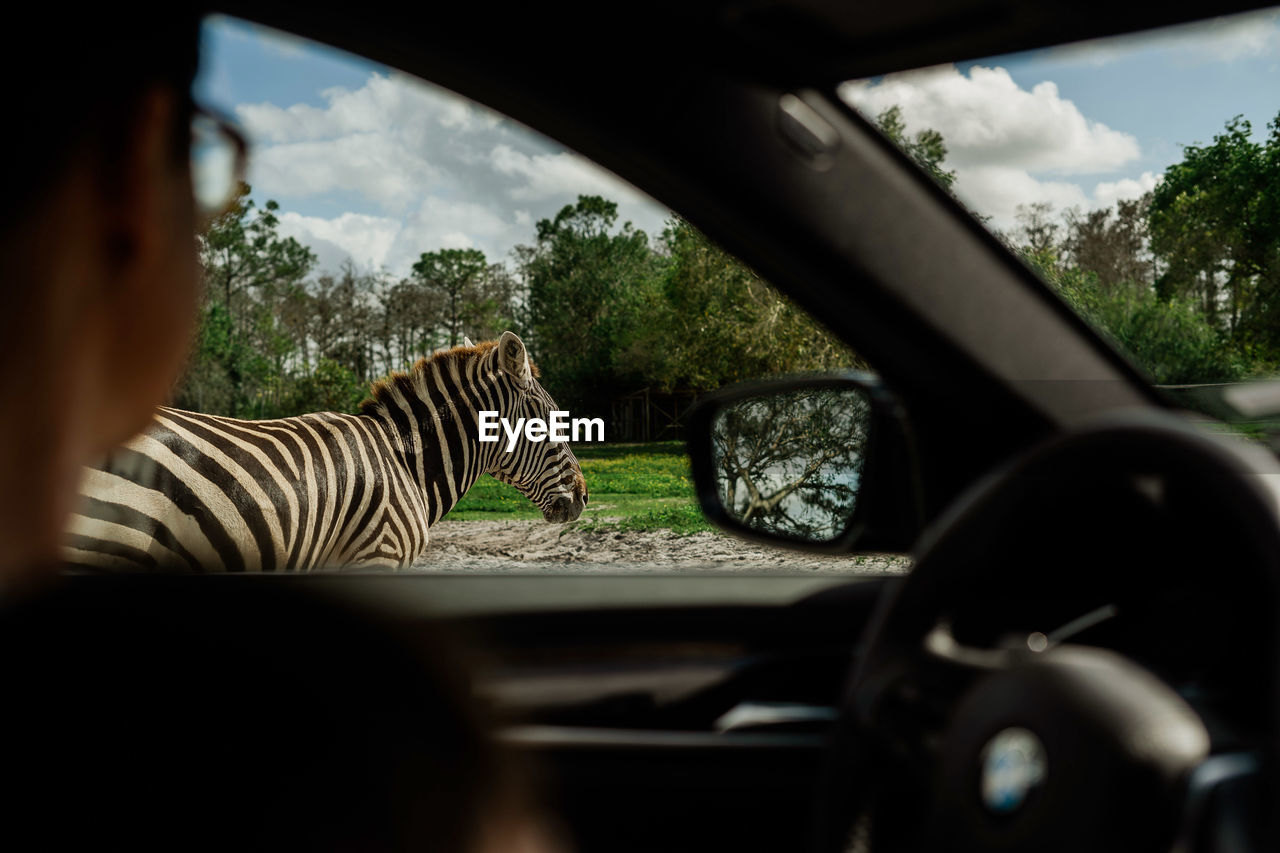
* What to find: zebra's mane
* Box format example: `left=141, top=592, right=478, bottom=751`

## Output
left=357, top=339, right=541, bottom=416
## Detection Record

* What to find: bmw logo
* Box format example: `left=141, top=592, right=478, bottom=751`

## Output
left=979, top=727, right=1047, bottom=814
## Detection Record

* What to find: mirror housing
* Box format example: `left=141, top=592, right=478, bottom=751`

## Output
left=686, top=372, right=923, bottom=553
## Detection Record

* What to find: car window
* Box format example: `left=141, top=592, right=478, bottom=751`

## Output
left=63, top=13, right=911, bottom=575
left=838, top=5, right=1280, bottom=441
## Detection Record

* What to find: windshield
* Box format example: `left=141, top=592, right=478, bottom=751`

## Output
left=838, top=6, right=1280, bottom=438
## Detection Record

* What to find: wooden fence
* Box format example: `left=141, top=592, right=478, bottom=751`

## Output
left=608, top=388, right=704, bottom=442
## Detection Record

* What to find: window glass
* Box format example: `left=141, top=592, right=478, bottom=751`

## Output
left=839, top=6, right=1280, bottom=439
left=65, top=14, right=908, bottom=575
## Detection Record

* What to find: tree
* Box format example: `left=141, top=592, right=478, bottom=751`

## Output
left=310, top=260, right=378, bottom=383
left=411, top=248, right=487, bottom=348
left=713, top=388, right=869, bottom=540
left=1021, top=246, right=1244, bottom=384
left=175, top=182, right=317, bottom=418
left=621, top=216, right=861, bottom=392
left=875, top=105, right=957, bottom=190
left=288, top=357, right=366, bottom=415
left=516, top=195, right=658, bottom=413
left=377, top=276, right=444, bottom=375
left=1013, top=202, right=1062, bottom=255
left=1062, top=195, right=1153, bottom=290
left=199, top=183, right=317, bottom=347
left=1149, top=113, right=1280, bottom=348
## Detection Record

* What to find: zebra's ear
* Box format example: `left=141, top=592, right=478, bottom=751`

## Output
left=496, top=331, right=532, bottom=389
left=463, top=335, right=475, bottom=348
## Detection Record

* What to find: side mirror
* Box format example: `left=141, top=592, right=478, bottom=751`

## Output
left=686, top=372, right=922, bottom=552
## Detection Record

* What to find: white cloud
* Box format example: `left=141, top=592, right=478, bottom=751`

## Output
left=490, top=144, right=638, bottom=202
left=952, top=166, right=1091, bottom=222
left=948, top=168, right=1163, bottom=232
left=276, top=211, right=402, bottom=272
left=437, top=98, right=502, bottom=132
left=386, top=196, right=519, bottom=272
left=237, top=73, right=442, bottom=142
left=235, top=72, right=524, bottom=216
left=277, top=196, right=537, bottom=277
left=233, top=69, right=671, bottom=273
left=838, top=65, right=1139, bottom=174
left=1093, top=171, right=1162, bottom=208
left=249, top=134, right=442, bottom=211
left=838, top=64, right=1158, bottom=229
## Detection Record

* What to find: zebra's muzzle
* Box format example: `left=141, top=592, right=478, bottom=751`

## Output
left=545, top=495, right=584, bottom=524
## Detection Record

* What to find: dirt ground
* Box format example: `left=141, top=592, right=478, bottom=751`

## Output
left=410, top=519, right=913, bottom=574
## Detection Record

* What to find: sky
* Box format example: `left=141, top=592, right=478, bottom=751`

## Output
left=839, top=7, right=1280, bottom=231
left=194, top=7, right=1280, bottom=276
left=193, top=14, right=670, bottom=277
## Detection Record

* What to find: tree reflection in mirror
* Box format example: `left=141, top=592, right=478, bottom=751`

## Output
left=711, top=387, right=870, bottom=543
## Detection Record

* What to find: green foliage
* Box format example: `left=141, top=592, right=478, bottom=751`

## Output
left=1023, top=247, right=1245, bottom=384
left=288, top=358, right=367, bottom=414
left=618, top=217, right=863, bottom=392
left=516, top=201, right=864, bottom=414
left=176, top=188, right=868, bottom=424
left=1008, top=112, right=1280, bottom=384
left=1149, top=113, right=1280, bottom=354
left=411, top=248, right=516, bottom=348
left=875, top=106, right=957, bottom=190
left=174, top=185, right=523, bottom=420
left=175, top=183, right=320, bottom=418
left=175, top=106, right=953, bottom=423
left=173, top=106, right=1278, bottom=425
left=1063, top=197, right=1151, bottom=289
left=518, top=195, right=660, bottom=414
left=200, top=186, right=317, bottom=304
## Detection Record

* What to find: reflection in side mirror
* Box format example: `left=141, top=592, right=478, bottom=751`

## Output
left=687, top=372, right=922, bottom=553
left=711, top=387, right=870, bottom=543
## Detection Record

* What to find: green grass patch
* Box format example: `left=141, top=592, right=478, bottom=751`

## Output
left=444, top=441, right=713, bottom=533
left=583, top=501, right=714, bottom=535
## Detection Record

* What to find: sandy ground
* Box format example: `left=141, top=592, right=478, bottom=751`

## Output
left=409, top=519, right=913, bottom=574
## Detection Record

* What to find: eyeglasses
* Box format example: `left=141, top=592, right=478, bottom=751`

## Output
left=190, top=101, right=249, bottom=223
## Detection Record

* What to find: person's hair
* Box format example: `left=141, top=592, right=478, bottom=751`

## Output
left=6, top=8, right=203, bottom=233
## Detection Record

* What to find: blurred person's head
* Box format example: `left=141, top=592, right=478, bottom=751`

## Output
left=0, top=13, right=565, bottom=853
left=0, top=9, right=204, bottom=582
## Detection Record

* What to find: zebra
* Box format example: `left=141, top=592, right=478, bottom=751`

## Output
left=62, top=331, right=588, bottom=572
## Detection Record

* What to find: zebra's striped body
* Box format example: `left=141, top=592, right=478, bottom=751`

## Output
left=63, top=332, right=587, bottom=571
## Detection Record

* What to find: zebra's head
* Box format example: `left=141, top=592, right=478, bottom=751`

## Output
left=483, top=331, right=588, bottom=523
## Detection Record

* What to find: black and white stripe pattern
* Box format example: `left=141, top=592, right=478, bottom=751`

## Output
left=63, top=331, right=588, bottom=572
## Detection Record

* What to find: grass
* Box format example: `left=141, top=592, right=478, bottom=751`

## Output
left=445, top=440, right=714, bottom=534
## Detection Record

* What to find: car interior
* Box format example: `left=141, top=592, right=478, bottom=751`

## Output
left=10, top=1, right=1279, bottom=850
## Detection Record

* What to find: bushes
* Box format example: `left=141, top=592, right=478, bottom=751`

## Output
left=1074, top=282, right=1246, bottom=384
left=290, top=359, right=367, bottom=415
left=1023, top=247, right=1247, bottom=384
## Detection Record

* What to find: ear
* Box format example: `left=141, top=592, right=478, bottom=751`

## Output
left=463, top=335, right=475, bottom=348
left=496, top=331, right=532, bottom=390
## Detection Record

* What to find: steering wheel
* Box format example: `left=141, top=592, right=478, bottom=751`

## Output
left=815, top=411, right=1280, bottom=853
